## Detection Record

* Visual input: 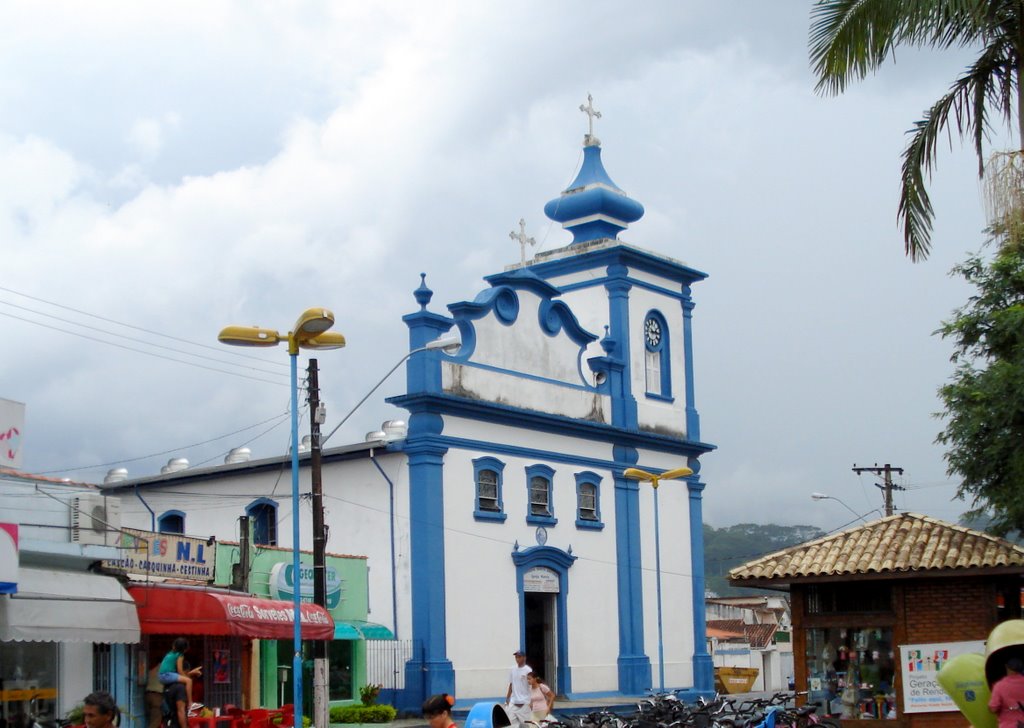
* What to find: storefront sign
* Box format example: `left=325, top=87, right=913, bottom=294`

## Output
left=523, top=566, right=559, bottom=593
left=269, top=562, right=343, bottom=609
left=0, top=522, right=17, bottom=594
left=103, top=528, right=215, bottom=581
left=900, top=640, right=984, bottom=713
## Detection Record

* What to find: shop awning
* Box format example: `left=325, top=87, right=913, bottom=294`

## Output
left=0, top=567, right=140, bottom=643
left=128, top=584, right=334, bottom=640
left=333, top=620, right=395, bottom=640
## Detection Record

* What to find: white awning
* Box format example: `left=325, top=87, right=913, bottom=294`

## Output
left=0, top=567, right=140, bottom=643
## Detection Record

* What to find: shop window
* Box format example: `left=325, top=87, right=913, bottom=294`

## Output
left=473, top=456, right=507, bottom=522
left=526, top=464, right=557, bottom=526
left=158, top=510, right=185, bottom=534
left=575, top=471, right=603, bottom=530
left=329, top=639, right=354, bottom=701
left=806, top=583, right=892, bottom=614
left=805, top=626, right=896, bottom=720
left=0, top=641, right=58, bottom=726
left=247, top=498, right=278, bottom=546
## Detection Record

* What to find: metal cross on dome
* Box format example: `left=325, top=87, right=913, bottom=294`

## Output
left=509, top=218, right=536, bottom=266
left=580, top=93, right=601, bottom=143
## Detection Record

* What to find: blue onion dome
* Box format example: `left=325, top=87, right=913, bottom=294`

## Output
left=543, top=139, right=645, bottom=244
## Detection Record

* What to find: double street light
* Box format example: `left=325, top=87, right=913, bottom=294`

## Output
left=623, top=465, right=694, bottom=693
left=219, top=308, right=345, bottom=728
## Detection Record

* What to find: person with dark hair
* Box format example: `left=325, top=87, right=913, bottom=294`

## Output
left=505, top=650, right=532, bottom=728
left=422, top=694, right=456, bottom=728
left=526, top=673, right=554, bottom=722
left=158, top=638, right=201, bottom=713
left=989, top=656, right=1024, bottom=728
left=83, top=692, right=118, bottom=728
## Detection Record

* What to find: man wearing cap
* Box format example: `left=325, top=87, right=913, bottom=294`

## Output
left=505, top=650, right=533, bottom=728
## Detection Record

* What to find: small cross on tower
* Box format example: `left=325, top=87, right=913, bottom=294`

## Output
left=509, top=218, right=536, bottom=266
left=579, top=93, right=601, bottom=145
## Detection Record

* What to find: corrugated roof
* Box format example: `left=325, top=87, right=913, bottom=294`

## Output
left=729, top=513, right=1024, bottom=585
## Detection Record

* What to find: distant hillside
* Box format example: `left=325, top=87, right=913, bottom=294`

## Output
left=704, top=522, right=825, bottom=597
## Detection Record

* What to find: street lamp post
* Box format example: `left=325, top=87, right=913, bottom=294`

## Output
left=219, top=308, right=345, bottom=727
left=810, top=492, right=867, bottom=523
left=623, top=465, right=694, bottom=692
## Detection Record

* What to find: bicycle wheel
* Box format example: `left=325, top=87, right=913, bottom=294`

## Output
left=816, top=719, right=842, bottom=728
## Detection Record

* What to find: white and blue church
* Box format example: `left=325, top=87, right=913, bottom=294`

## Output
left=113, top=105, right=717, bottom=710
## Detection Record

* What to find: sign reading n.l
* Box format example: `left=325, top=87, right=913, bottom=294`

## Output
left=0, top=523, right=18, bottom=594
left=103, top=528, right=215, bottom=582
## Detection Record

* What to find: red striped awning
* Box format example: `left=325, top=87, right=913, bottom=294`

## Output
left=128, top=584, right=334, bottom=640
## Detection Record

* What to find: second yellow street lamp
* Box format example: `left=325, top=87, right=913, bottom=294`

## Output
left=623, top=465, right=693, bottom=693
left=218, top=307, right=345, bottom=726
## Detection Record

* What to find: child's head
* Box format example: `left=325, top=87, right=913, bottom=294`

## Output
left=172, top=637, right=189, bottom=653
left=422, top=693, right=454, bottom=721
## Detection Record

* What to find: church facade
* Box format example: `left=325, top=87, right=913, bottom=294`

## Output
left=110, top=108, right=716, bottom=709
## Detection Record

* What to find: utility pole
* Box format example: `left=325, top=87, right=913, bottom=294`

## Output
left=852, top=463, right=905, bottom=517
left=308, top=359, right=329, bottom=728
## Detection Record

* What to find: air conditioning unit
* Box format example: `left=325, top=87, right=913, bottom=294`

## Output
left=70, top=494, right=121, bottom=546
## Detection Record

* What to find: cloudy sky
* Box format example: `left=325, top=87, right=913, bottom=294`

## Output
left=0, top=2, right=1002, bottom=531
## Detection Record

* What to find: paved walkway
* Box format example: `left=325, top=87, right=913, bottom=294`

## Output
left=354, top=690, right=777, bottom=728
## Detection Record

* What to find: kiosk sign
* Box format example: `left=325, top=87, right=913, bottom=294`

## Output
left=901, top=640, right=984, bottom=713
left=104, top=528, right=215, bottom=581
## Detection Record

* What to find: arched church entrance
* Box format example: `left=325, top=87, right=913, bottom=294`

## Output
left=513, top=545, right=576, bottom=696
left=523, top=567, right=559, bottom=690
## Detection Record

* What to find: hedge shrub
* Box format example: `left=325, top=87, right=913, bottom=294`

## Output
left=329, top=704, right=397, bottom=724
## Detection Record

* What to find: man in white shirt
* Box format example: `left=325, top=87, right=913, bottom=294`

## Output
left=505, top=650, right=533, bottom=728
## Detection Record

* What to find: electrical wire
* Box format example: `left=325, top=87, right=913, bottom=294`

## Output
left=1, top=309, right=288, bottom=386
left=0, top=298, right=287, bottom=378
left=0, top=283, right=287, bottom=368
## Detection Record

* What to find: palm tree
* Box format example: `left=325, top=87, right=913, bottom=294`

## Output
left=810, top=0, right=1024, bottom=261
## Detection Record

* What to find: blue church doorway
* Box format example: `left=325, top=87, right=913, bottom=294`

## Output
left=524, top=591, right=558, bottom=693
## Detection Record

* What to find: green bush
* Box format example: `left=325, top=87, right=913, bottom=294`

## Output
left=329, top=704, right=396, bottom=724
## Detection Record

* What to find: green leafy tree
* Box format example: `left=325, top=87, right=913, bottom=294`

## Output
left=936, top=229, right=1024, bottom=533
left=809, top=0, right=1024, bottom=261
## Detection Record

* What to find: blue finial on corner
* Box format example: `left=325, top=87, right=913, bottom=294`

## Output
left=413, top=273, right=433, bottom=310
left=600, top=325, right=616, bottom=355
left=543, top=94, right=644, bottom=245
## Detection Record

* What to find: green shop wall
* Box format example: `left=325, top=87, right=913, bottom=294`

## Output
left=213, top=541, right=373, bottom=707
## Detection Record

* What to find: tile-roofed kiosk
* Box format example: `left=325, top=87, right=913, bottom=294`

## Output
left=729, top=513, right=1024, bottom=726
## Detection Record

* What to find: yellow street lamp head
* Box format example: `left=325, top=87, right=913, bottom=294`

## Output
left=303, top=331, right=346, bottom=350
left=218, top=325, right=284, bottom=347
left=624, top=466, right=694, bottom=488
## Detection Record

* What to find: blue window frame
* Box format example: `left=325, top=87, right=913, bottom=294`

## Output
left=643, top=310, right=672, bottom=401
left=526, top=464, right=557, bottom=526
left=157, top=510, right=185, bottom=534
left=473, top=456, right=507, bottom=522
left=574, top=472, right=604, bottom=530
left=247, top=497, right=278, bottom=546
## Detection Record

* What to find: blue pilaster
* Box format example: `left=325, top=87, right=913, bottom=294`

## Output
left=686, top=468, right=714, bottom=697
left=681, top=285, right=700, bottom=441
left=613, top=445, right=651, bottom=693
left=605, top=265, right=638, bottom=430
left=402, top=427, right=454, bottom=709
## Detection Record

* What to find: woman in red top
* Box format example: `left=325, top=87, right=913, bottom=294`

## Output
left=989, top=657, right=1024, bottom=728
left=423, top=693, right=457, bottom=728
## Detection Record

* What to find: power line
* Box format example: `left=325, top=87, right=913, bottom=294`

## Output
left=0, top=284, right=287, bottom=368
left=0, top=309, right=288, bottom=386
left=35, top=411, right=292, bottom=474
left=0, top=298, right=286, bottom=378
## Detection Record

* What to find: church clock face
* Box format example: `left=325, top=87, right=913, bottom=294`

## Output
left=644, top=316, right=662, bottom=348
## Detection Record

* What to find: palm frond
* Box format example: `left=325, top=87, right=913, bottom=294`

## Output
left=898, top=39, right=1017, bottom=258
left=810, top=0, right=992, bottom=95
